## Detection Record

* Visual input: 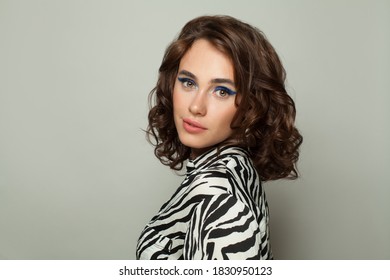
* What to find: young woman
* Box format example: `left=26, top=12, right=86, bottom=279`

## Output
left=136, top=15, right=302, bottom=260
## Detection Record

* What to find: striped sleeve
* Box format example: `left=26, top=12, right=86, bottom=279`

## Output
left=183, top=193, right=262, bottom=260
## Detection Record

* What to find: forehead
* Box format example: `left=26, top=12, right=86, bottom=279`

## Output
left=178, top=39, right=235, bottom=82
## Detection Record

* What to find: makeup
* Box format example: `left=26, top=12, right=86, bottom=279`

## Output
left=178, top=77, right=197, bottom=90
left=177, top=77, right=236, bottom=98
left=214, top=86, right=236, bottom=97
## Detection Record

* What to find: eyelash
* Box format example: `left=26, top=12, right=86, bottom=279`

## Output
left=178, top=77, right=197, bottom=89
left=177, top=77, right=236, bottom=98
left=214, top=86, right=236, bottom=98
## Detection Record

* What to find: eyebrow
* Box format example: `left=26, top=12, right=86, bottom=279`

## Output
left=178, top=70, right=236, bottom=87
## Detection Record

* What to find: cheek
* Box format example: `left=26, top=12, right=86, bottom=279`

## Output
left=173, top=87, right=192, bottom=113
left=212, top=103, right=237, bottom=127
left=226, top=107, right=238, bottom=127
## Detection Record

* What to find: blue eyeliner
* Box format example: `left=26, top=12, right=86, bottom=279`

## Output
left=178, top=76, right=236, bottom=96
left=215, top=86, right=237, bottom=95
left=178, top=77, right=195, bottom=85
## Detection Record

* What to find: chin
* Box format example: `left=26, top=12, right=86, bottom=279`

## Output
left=178, top=137, right=206, bottom=150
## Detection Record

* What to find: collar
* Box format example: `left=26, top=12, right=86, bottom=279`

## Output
left=185, top=146, right=249, bottom=175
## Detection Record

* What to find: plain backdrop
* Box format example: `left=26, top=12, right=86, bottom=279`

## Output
left=0, top=0, right=389, bottom=259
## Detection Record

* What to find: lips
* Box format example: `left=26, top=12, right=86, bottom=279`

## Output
left=182, top=118, right=207, bottom=133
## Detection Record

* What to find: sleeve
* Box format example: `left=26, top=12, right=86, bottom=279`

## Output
left=183, top=193, right=262, bottom=260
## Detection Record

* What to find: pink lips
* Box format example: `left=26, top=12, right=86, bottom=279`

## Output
left=182, top=118, right=207, bottom=133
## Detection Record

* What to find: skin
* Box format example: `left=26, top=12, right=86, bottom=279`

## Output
left=173, top=39, right=238, bottom=158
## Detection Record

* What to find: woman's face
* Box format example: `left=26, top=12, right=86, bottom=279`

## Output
left=173, top=39, right=238, bottom=157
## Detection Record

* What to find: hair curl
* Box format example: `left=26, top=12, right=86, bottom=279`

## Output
left=147, top=15, right=303, bottom=181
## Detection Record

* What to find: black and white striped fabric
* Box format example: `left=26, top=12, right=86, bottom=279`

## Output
left=136, top=146, right=272, bottom=260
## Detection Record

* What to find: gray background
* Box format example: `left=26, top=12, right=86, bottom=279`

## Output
left=1, top=0, right=389, bottom=259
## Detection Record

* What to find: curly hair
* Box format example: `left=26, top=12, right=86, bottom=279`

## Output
left=147, top=15, right=303, bottom=181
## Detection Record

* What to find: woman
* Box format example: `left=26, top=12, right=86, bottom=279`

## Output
left=136, top=15, right=302, bottom=260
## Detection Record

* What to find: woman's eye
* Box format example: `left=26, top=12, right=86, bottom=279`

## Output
left=184, top=81, right=195, bottom=88
left=215, top=89, right=228, bottom=97
left=178, top=77, right=196, bottom=89
left=214, top=87, right=236, bottom=98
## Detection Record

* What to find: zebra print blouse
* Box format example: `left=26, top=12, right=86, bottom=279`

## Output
left=136, top=146, right=272, bottom=260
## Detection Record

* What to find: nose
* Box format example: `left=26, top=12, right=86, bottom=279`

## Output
left=189, top=91, right=207, bottom=116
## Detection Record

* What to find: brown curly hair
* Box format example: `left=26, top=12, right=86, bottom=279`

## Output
left=147, top=15, right=303, bottom=181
